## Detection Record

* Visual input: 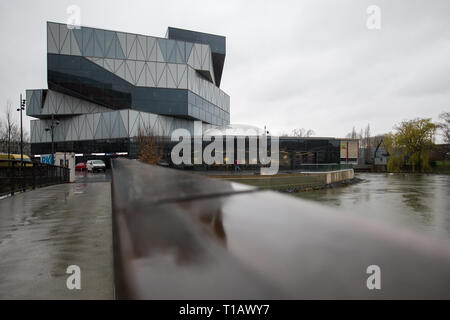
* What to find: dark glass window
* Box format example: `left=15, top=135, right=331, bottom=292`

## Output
left=47, top=54, right=228, bottom=125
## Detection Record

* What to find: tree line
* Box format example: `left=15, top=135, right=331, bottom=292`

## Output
left=283, top=111, right=449, bottom=173
left=347, top=112, right=449, bottom=172
left=0, top=100, right=30, bottom=156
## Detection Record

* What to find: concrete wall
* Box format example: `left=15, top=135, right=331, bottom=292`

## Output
left=216, top=169, right=354, bottom=190
left=217, top=174, right=326, bottom=190
left=298, top=169, right=354, bottom=185
left=324, top=169, right=354, bottom=184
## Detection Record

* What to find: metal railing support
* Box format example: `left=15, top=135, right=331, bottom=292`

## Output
left=0, top=161, right=69, bottom=196
left=32, top=164, right=36, bottom=190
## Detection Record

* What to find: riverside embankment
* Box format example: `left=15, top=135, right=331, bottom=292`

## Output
left=210, top=169, right=355, bottom=192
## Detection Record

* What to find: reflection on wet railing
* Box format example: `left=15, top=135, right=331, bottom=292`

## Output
left=110, top=159, right=450, bottom=299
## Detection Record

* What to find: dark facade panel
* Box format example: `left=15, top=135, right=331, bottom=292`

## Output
left=167, top=27, right=226, bottom=87
left=279, top=138, right=340, bottom=167
left=32, top=137, right=340, bottom=166
left=47, top=54, right=229, bottom=125
left=31, top=138, right=131, bottom=155
left=167, top=27, right=225, bottom=55
left=48, top=54, right=189, bottom=117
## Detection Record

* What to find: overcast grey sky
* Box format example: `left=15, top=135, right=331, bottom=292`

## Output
left=0, top=0, right=449, bottom=139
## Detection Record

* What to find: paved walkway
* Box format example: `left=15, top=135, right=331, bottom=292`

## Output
left=0, top=171, right=113, bottom=299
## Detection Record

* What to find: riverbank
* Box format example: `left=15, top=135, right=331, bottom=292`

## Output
left=211, top=169, right=358, bottom=192
left=295, top=177, right=363, bottom=192
left=355, top=160, right=450, bottom=175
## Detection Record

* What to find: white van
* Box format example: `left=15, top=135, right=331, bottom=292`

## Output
left=86, top=160, right=106, bottom=173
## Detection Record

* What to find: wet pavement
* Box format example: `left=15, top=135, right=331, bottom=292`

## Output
left=74, top=169, right=112, bottom=183
left=0, top=170, right=113, bottom=299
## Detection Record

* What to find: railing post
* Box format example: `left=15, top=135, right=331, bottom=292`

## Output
left=32, top=163, right=36, bottom=190
left=22, top=166, right=26, bottom=192
left=21, top=166, right=23, bottom=193
left=10, top=164, right=15, bottom=196
left=39, top=164, right=42, bottom=187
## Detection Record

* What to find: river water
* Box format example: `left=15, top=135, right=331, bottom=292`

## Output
left=293, top=173, right=450, bottom=239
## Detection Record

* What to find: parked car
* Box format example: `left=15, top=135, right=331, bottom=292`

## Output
left=75, top=162, right=86, bottom=171
left=157, top=159, right=170, bottom=167
left=86, top=160, right=106, bottom=173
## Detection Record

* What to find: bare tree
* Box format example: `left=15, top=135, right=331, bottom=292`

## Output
left=5, top=101, right=16, bottom=158
left=363, top=124, right=370, bottom=147
left=346, top=127, right=356, bottom=139
left=0, top=115, right=3, bottom=151
left=346, top=126, right=363, bottom=139
left=363, top=124, right=371, bottom=163
left=291, top=128, right=315, bottom=137
left=437, top=111, right=450, bottom=144
left=1, top=100, right=29, bottom=155
left=136, top=122, right=166, bottom=165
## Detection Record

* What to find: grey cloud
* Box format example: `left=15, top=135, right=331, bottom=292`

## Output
left=0, top=0, right=449, bottom=140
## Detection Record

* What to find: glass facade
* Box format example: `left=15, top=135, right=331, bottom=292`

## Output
left=47, top=54, right=229, bottom=125
left=278, top=138, right=340, bottom=169
left=32, top=137, right=341, bottom=167
left=187, top=92, right=229, bottom=125
left=31, top=138, right=131, bottom=156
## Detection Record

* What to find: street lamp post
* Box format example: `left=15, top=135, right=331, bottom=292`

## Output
left=17, top=94, right=26, bottom=167
left=45, top=114, right=60, bottom=165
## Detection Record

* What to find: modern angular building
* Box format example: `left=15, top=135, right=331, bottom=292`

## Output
left=27, top=22, right=230, bottom=156
left=26, top=22, right=358, bottom=168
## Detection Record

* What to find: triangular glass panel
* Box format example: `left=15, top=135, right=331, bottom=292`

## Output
left=94, top=29, right=105, bottom=57
left=104, top=30, right=115, bottom=58
left=82, top=27, right=94, bottom=56
left=73, top=28, right=83, bottom=55
left=185, top=42, right=193, bottom=62
left=166, top=39, right=176, bottom=63
left=157, top=39, right=168, bottom=62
